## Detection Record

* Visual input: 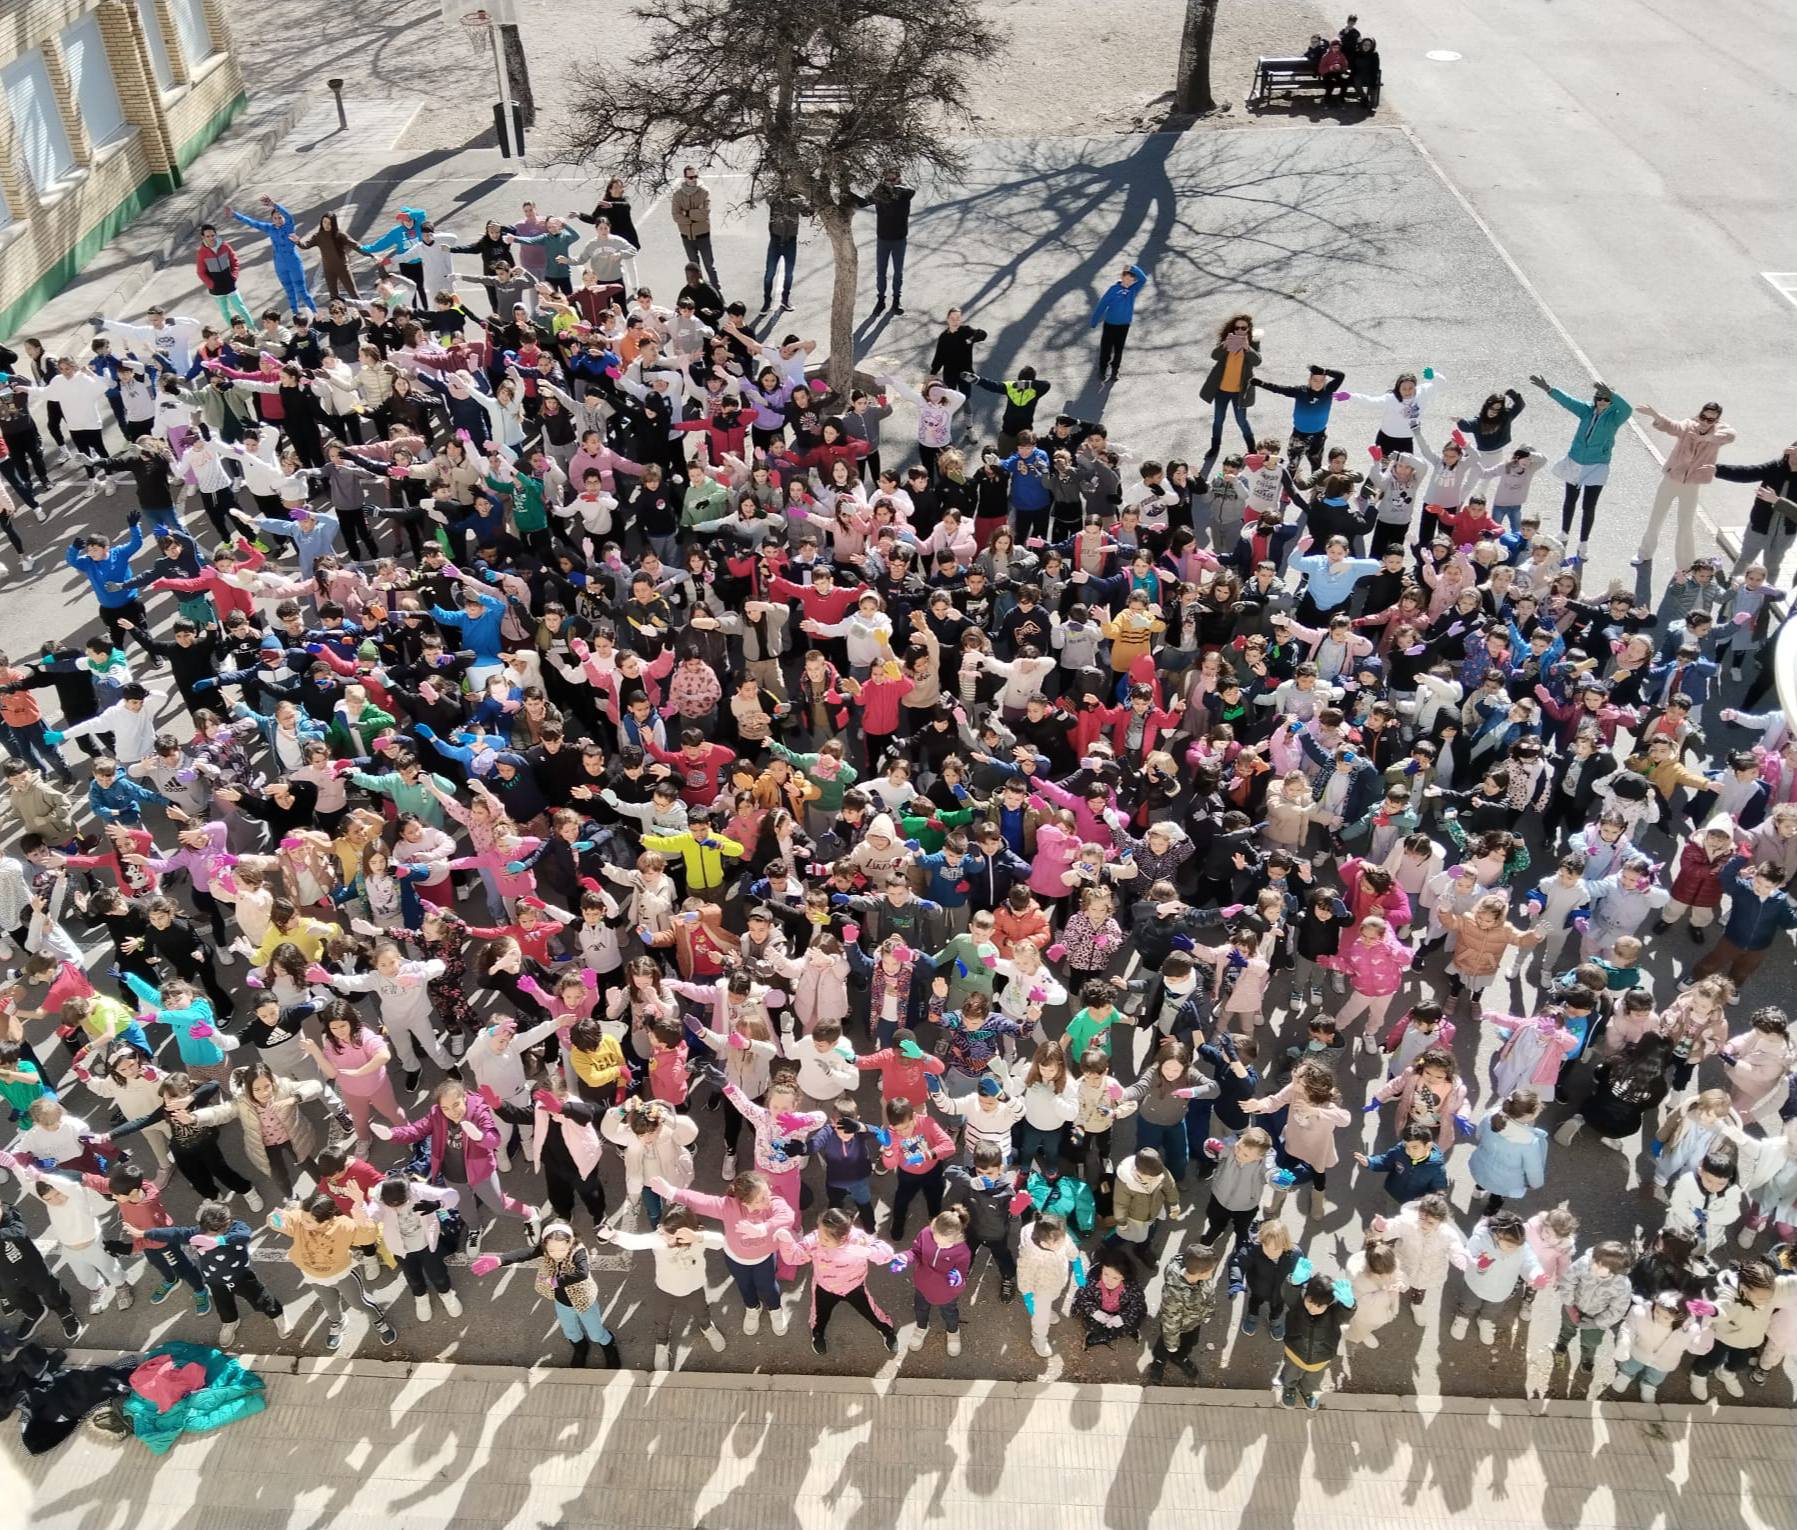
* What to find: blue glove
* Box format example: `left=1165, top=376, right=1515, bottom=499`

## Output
left=1452, top=1112, right=1476, bottom=1138
left=923, top=1072, right=943, bottom=1094
left=950, top=783, right=969, bottom=801
left=1270, top=1168, right=1297, bottom=1187
left=416, top=724, right=436, bottom=739
left=947, top=1268, right=964, bottom=1289
left=191, top=678, right=217, bottom=692
left=43, top=729, right=66, bottom=745
left=505, top=860, right=528, bottom=875
left=305, top=643, right=324, bottom=654
left=903, top=838, right=921, bottom=851
left=872, top=1126, right=892, bottom=1148
left=572, top=840, right=594, bottom=852
left=1021, top=1291, right=1037, bottom=1316
left=829, top=893, right=851, bottom=907
left=1071, top=1255, right=1087, bottom=1289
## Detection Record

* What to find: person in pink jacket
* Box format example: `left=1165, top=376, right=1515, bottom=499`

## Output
left=1242, top=1059, right=1352, bottom=1218
left=658, top=1169, right=796, bottom=1335
left=1486, top=1005, right=1582, bottom=1102
left=1371, top=1048, right=1468, bottom=1152
left=1339, top=856, right=1414, bottom=929
left=371, top=1079, right=538, bottom=1250
left=1030, top=777, right=1114, bottom=846
left=1320, top=914, right=1414, bottom=1052
left=776, top=1208, right=900, bottom=1355
left=1025, top=808, right=1082, bottom=902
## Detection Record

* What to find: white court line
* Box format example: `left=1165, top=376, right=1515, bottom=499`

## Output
left=1762, top=273, right=1797, bottom=311
left=1398, top=123, right=1734, bottom=558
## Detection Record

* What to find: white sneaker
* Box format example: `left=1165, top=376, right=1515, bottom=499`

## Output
left=1719, top=1370, right=1744, bottom=1398
left=1608, top=1375, right=1631, bottom=1395
left=1691, top=1375, right=1710, bottom=1402
left=742, top=1306, right=761, bottom=1336
left=243, top=1188, right=264, bottom=1213
left=0, top=563, right=8, bottom=578
left=769, top=1306, right=788, bottom=1336
left=1360, top=1333, right=1380, bottom=1350
left=1032, top=1335, right=1053, bottom=1358
left=1407, top=1300, right=1424, bottom=1327
left=19, top=553, right=35, bottom=570
left=276, top=1306, right=294, bottom=1336
left=945, top=1331, right=962, bottom=1357
left=114, top=1282, right=135, bottom=1310
left=906, top=1326, right=929, bottom=1351
left=1477, top=1319, right=1497, bottom=1346
left=702, top=1324, right=726, bottom=1353
left=414, top=1294, right=432, bottom=1322
left=720, top=1154, right=737, bottom=1181
left=1639, top=1383, right=1657, bottom=1404
left=654, top=1343, right=671, bottom=1371
left=1449, top=1315, right=1469, bottom=1340
left=90, top=1284, right=117, bottom=1314
left=496, top=1151, right=512, bottom=1174
left=218, top=1320, right=240, bottom=1348
left=1737, top=1225, right=1756, bottom=1248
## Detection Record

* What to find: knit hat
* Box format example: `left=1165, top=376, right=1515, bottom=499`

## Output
left=977, top=1076, right=1003, bottom=1097
left=259, top=634, right=283, bottom=651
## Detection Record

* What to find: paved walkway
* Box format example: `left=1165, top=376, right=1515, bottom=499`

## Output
left=3, top=1355, right=1792, bottom=1530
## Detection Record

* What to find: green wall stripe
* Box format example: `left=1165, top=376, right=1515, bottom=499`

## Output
left=0, top=90, right=245, bottom=338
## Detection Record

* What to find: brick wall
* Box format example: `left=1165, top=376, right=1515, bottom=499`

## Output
left=0, top=0, right=246, bottom=335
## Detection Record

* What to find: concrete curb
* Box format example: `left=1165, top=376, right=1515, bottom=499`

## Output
left=66, top=1347, right=1796, bottom=1431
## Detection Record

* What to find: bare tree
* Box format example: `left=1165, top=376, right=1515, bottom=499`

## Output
left=543, top=0, right=997, bottom=390
left=1176, top=0, right=1221, bottom=114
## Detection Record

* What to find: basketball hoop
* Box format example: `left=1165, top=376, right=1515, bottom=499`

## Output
left=460, top=7, right=492, bottom=51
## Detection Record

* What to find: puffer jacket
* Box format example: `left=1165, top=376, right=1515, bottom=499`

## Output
left=1110, top=1155, right=1182, bottom=1227
left=1556, top=1250, right=1634, bottom=1330
left=194, top=1072, right=326, bottom=1177
left=1705, top=1266, right=1797, bottom=1350
left=1319, top=926, right=1414, bottom=996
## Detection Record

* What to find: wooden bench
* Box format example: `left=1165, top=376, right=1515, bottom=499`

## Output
left=1249, top=54, right=1382, bottom=110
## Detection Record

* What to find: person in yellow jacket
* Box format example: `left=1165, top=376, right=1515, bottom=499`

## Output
left=266, top=1190, right=395, bottom=1350
left=1100, top=588, right=1167, bottom=675
left=641, top=809, right=743, bottom=895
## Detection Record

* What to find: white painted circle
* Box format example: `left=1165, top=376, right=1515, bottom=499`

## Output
left=1426, top=50, right=1462, bottom=62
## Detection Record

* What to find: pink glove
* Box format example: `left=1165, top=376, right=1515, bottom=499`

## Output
left=774, top=1111, right=813, bottom=1134
left=532, top=1089, right=563, bottom=1115
left=1204, top=1137, right=1225, bottom=1155
left=1687, top=1298, right=1718, bottom=1318
left=245, top=972, right=265, bottom=988
left=189, top=1234, right=220, bottom=1252
left=304, top=964, right=333, bottom=983
left=727, top=1031, right=750, bottom=1051
left=840, top=921, right=860, bottom=943
left=1008, top=1190, right=1032, bottom=1217
left=1044, top=942, right=1068, bottom=963
left=981, top=951, right=999, bottom=968
left=1475, top=1253, right=1494, bottom=1271
left=279, top=836, right=305, bottom=851
left=470, top=1254, right=501, bottom=1277
left=1367, top=445, right=1384, bottom=462
left=1171, top=1087, right=1199, bottom=1099
left=188, top=1023, right=216, bottom=1040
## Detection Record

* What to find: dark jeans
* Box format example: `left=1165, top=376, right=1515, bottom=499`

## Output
left=1013, top=1121, right=1066, bottom=1175
left=913, top=1290, right=961, bottom=1332
left=888, top=1163, right=945, bottom=1239
left=1098, top=322, right=1131, bottom=377
left=763, top=235, right=797, bottom=304
left=2, top=719, right=71, bottom=781
left=399, top=1245, right=453, bottom=1296
left=681, top=233, right=721, bottom=290
left=144, top=1242, right=205, bottom=1292
left=1132, top=1116, right=1191, bottom=1181
left=826, top=1180, right=877, bottom=1231
left=968, top=1234, right=1016, bottom=1283
left=174, top=1139, right=253, bottom=1199
left=1561, top=481, right=1604, bottom=544
left=876, top=237, right=907, bottom=300
left=1205, top=394, right=1255, bottom=453
left=545, top=1163, right=608, bottom=1224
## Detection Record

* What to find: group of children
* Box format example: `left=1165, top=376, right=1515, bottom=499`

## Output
left=0, top=171, right=1795, bottom=1414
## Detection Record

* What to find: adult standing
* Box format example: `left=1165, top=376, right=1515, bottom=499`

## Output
left=225, top=198, right=316, bottom=315
left=1528, top=372, right=1632, bottom=564
left=194, top=224, right=253, bottom=325
left=1632, top=401, right=1736, bottom=572
left=510, top=201, right=549, bottom=310
left=855, top=167, right=918, bottom=316
left=928, top=308, right=988, bottom=389
left=1717, top=442, right=1797, bottom=580
left=762, top=195, right=810, bottom=314
left=672, top=167, right=722, bottom=293
left=297, top=212, right=364, bottom=303
left=1199, top=312, right=1261, bottom=471
left=580, top=179, right=641, bottom=248
left=1090, top=265, right=1147, bottom=385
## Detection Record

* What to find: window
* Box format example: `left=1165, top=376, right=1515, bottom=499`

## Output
left=168, top=0, right=218, bottom=69
left=61, top=14, right=130, bottom=150
left=136, top=0, right=177, bottom=90
left=2, top=50, right=77, bottom=194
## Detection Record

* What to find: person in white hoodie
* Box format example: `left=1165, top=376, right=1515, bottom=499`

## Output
left=1014, top=1213, right=1084, bottom=1358
left=366, top=1175, right=463, bottom=1322
left=807, top=591, right=893, bottom=679
left=1372, top=1191, right=1467, bottom=1325
left=1666, top=1153, right=1749, bottom=1256
left=778, top=1017, right=860, bottom=1110
left=0, top=1160, right=134, bottom=1313
left=48, top=683, right=166, bottom=766
left=1690, top=1256, right=1797, bottom=1400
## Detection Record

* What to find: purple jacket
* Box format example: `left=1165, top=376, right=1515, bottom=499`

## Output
left=909, top=1225, right=972, bottom=1305
left=390, top=1094, right=503, bottom=1183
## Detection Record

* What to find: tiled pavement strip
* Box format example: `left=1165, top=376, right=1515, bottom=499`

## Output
left=2, top=1357, right=1791, bottom=1530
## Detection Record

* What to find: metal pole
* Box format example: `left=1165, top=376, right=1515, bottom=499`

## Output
left=327, top=78, right=347, bottom=131
left=490, top=20, right=515, bottom=154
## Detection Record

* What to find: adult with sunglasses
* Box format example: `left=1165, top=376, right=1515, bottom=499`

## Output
left=1630, top=400, right=1737, bottom=573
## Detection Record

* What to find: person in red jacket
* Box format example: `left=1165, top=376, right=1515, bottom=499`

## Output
left=194, top=224, right=252, bottom=325
left=879, top=1097, right=954, bottom=1240
left=770, top=563, right=867, bottom=627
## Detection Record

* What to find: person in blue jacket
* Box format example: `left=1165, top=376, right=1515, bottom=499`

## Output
left=225, top=198, right=316, bottom=315
left=1354, top=1124, right=1449, bottom=1206
left=361, top=206, right=430, bottom=303
left=1696, top=856, right=1797, bottom=988
left=429, top=568, right=511, bottom=683
left=1090, top=263, right=1147, bottom=384
left=64, top=512, right=146, bottom=646
left=1257, top=365, right=1347, bottom=472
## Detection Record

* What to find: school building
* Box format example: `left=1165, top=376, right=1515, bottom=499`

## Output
left=0, top=0, right=245, bottom=336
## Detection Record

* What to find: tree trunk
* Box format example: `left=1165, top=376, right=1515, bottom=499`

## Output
left=1176, top=0, right=1220, bottom=113
left=817, top=203, right=861, bottom=395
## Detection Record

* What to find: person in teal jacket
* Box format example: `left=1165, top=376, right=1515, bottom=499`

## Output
left=1089, top=263, right=1147, bottom=383
left=1529, top=372, right=1632, bottom=561
left=226, top=198, right=315, bottom=315
left=361, top=206, right=430, bottom=303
